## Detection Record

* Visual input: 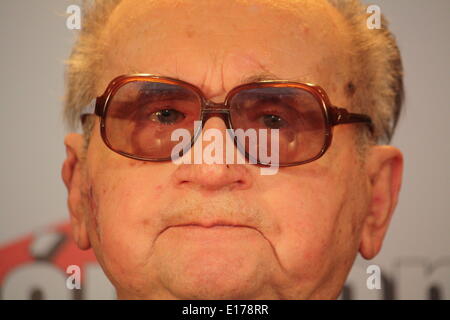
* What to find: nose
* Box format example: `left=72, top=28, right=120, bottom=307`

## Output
left=172, top=116, right=253, bottom=193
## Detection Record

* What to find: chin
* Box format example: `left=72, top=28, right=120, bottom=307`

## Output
left=156, top=258, right=273, bottom=299
left=150, top=227, right=277, bottom=299
left=168, top=280, right=271, bottom=300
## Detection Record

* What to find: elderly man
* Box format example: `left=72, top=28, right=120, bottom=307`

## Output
left=62, top=0, right=403, bottom=299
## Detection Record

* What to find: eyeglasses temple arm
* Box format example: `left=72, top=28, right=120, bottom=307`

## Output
left=330, top=106, right=374, bottom=135
left=80, top=98, right=102, bottom=124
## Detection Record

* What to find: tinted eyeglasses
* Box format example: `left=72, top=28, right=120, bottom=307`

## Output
left=81, top=74, right=373, bottom=166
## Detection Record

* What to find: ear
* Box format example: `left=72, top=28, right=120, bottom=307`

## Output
left=359, top=145, right=403, bottom=260
left=62, top=133, right=91, bottom=250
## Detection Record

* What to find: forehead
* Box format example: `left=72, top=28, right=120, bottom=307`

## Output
left=100, top=0, right=350, bottom=96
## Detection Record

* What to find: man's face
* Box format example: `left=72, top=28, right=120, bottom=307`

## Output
left=63, top=0, right=403, bottom=299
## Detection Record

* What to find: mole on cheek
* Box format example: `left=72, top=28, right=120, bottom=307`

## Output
left=185, top=24, right=196, bottom=38
left=128, top=159, right=152, bottom=168
left=345, top=81, right=356, bottom=97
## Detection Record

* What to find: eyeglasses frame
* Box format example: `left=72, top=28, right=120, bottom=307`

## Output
left=81, top=74, right=373, bottom=167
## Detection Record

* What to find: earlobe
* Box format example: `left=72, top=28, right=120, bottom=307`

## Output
left=62, top=133, right=91, bottom=250
left=359, top=145, right=403, bottom=260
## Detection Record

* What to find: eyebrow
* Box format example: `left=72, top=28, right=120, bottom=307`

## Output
left=127, top=70, right=310, bottom=87
left=240, top=72, right=284, bottom=84
left=239, top=72, right=311, bottom=85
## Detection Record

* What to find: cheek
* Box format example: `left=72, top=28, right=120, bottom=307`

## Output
left=86, top=163, right=171, bottom=290
left=274, top=187, right=338, bottom=266
left=260, top=166, right=352, bottom=282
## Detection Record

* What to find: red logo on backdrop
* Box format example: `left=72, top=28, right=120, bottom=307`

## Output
left=0, top=221, right=100, bottom=299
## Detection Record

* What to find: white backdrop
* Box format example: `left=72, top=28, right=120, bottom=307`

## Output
left=0, top=0, right=449, bottom=299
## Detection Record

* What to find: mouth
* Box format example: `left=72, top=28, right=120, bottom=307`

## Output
left=155, top=217, right=265, bottom=240
left=172, top=222, right=252, bottom=229
left=158, top=221, right=256, bottom=235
